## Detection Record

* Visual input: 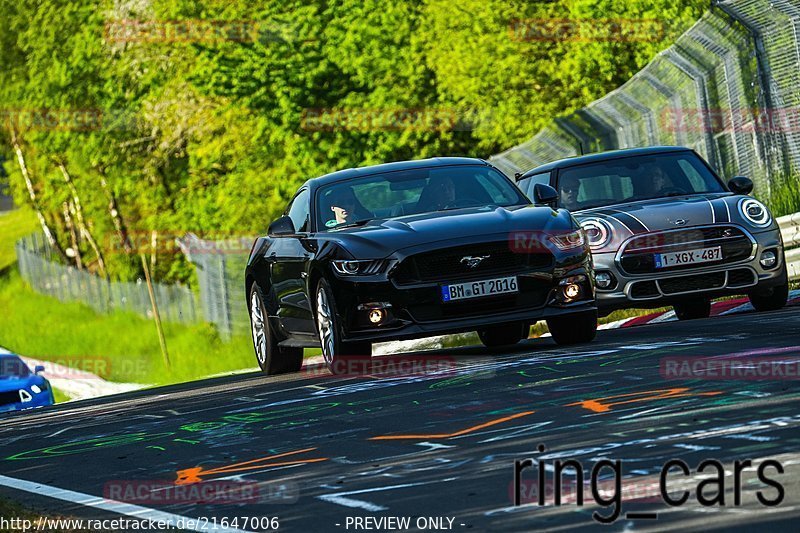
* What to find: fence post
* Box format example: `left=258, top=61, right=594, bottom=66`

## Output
left=140, top=253, right=170, bottom=370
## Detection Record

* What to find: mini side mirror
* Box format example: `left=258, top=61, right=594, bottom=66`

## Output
left=268, top=215, right=296, bottom=237
left=34, top=365, right=45, bottom=375
left=533, top=183, right=559, bottom=207
left=728, top=176, right=753, bottom=195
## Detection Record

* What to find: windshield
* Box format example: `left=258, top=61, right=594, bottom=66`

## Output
left=316, top=165, right=527, bottom=231
left=0, top=356, right=31, bottom=378
left=556, top=152, right=726, bottom=211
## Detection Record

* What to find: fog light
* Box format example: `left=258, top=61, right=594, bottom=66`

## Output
left=595, top=272, right=613, bottom=289
left=760, top=250, right=777, bottom=268
left=563, top=283, right=581, bottom=300
left=368, top=309, right=385, bottom=324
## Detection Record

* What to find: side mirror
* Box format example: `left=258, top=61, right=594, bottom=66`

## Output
left=728, top=176, right=753, bottom=195
left=268, top=215, right=296, bottom=237
left=34, top=365, right=45, bottom=375
left=533, top=183, right=559, bottom=207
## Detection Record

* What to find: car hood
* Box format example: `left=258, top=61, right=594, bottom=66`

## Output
left=321, top=204, right=574, bottom=258
left=576, top=193, right=737, bottom=240
left=0, top=376, right=38, bottom=391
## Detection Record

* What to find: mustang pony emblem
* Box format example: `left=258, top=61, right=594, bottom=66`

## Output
left=460, top=255, right=490, bottom=268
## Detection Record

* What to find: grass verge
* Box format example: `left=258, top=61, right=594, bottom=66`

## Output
left=0, top=270, right=255, bottom=386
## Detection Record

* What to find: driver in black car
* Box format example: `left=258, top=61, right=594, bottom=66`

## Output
left=326, top=187, right=371, bottom=228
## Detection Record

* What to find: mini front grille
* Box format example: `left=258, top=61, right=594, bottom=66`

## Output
left=393, top=241, right=552, bottom=284
left=657, top=272, right=726, bottom=295
left=620, top=225, right=752, bottom=275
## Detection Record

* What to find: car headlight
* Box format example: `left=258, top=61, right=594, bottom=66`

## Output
left=739, top=198, right=772, bottom=228
left=580, top=218, right=612, bottom=249
left=331, top=260, right=387, bottom=276
left=30, top=384, right=42, bottom=394
left=548, top=229, right=586, bottom=251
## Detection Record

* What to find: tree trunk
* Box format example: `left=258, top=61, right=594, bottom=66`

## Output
left=10, top=129, right=68, bottom=261
left=63, top=201, right=83, bottom=269
left=57, top=161, right=107, bottom=277
left=96, top=167, right=133, bottom=255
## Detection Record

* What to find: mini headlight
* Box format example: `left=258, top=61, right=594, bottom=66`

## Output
left=331, top=260, right=386, bottom=276
left=739, top=198, right=771, bottom=228
left=580, top=218, right=612, bottom=249
left=548, top=229, right=586, bottom=251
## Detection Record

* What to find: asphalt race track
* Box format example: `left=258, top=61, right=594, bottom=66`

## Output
left=1, top=305, right=800, bottom=532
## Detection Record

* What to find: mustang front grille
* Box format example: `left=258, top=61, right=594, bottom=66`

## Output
left=393, top=241, right=553, bottom=284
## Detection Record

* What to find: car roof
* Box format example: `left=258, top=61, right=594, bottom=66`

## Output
left=517, top=146, right=693, bottom=179
left=305, top=157, right=491, bottom=189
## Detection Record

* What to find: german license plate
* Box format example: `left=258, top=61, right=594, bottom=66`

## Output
left=441, top=276, right=518, bottom=302
left=654, top=246, right=722, bottom=268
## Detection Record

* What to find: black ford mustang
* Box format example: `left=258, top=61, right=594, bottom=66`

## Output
left=245, top=157, right=597, bottom=374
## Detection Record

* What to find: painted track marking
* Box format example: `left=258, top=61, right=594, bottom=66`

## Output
left=0, top=475, right=250, bottom=532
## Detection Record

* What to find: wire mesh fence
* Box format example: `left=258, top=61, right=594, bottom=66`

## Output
left=490, top=0, right=800, bottom=198
left=178, top=233, right=251, bottom=338
left=16, top=233, right=199, bottom=325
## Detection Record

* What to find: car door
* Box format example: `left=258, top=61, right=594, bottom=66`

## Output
left=270, top=188, right=316, bottom=337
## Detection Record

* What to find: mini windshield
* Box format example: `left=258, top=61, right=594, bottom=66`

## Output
left=316, top=165, right=528, bottom=231
left=556, top=152, right=726, bottom=211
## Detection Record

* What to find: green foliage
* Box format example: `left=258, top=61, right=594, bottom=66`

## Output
left=0, top=208, right=38, bottom=271
left=761, top=174, right=800, bottom=218
left=0, top=0, right=708, bottom=285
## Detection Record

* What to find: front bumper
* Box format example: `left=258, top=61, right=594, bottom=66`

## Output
left=593, top=226, right=786, bottom=313
left=329, top=253, right=596, bottom=344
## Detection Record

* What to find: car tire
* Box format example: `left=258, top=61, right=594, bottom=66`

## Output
left=749, top=282, right=788, bottom=312
left=478, top=322, right=528, bottom=348
left=546, top=311, right=597, bottom=345
left=249, top=283, right=304, bottom=375
left=673, top=299, right=711, bottom=320
left=315, top=278, right=372, bottom=375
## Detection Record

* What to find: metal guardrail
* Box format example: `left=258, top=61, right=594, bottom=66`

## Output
left=779, top=211, right=800, bottom=281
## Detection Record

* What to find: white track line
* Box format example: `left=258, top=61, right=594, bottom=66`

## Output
left=0, top=475, right=250, bottom=532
